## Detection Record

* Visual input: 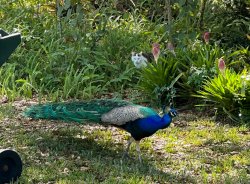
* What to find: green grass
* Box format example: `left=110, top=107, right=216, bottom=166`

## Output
left=0, top=103, right=249, bottom=183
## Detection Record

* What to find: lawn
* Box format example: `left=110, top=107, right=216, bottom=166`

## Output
left=0, top=100, right=249, bottom=183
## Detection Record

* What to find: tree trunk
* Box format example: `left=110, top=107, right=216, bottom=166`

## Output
left=165, top=0, right=172, bottom=41
left=198, top=0, right=207, bottom=31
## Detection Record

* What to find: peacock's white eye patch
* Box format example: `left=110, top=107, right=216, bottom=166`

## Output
left=170, top=110, right=177, bottom=117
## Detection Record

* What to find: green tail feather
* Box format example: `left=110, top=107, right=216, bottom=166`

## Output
left=23, top=99, right=133, bottom=123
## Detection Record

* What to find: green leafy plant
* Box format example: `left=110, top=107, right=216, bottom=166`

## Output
left=227, top=46, right=250, bottom=71
left=178, top=44, right=225, bottom=70
left=139, top=57, right=181, bottom=105
left=176, top=44, right=224, bottom=98
left=187, top=65, right=217, bottom=90
left=196, top=69, right=250, bottom=123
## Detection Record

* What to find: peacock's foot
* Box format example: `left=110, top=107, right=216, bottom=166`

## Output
left=122, top=153, right=143, bottom=163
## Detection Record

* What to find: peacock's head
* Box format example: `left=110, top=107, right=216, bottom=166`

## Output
left=161, top=108, right=178, bottom=128
left=168, top=108, right=178, bottom=118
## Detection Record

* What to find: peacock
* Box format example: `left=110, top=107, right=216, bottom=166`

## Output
left=23, top=99, right=177, bottom=162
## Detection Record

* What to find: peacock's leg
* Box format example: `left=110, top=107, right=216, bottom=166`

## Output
left=135, top=141, right=142, bottom=163
left=122, top=137, right=134, bottom=158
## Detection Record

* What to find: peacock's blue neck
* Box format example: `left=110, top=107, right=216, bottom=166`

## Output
left=137, top=113, right=172, bottom=133
left=160, top=113, right=172, bottom=129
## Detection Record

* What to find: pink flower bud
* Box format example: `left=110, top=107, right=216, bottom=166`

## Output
left=152, top=43, right=160, bottom=63
left=218, top=57, right=226, bottom=73
left=203, top=32, right=210, bottom=44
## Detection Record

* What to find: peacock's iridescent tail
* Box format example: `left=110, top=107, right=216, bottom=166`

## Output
left=23, top=99, right=133, bottom=123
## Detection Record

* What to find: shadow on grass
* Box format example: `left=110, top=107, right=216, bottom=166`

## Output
left=34, top=128, right=196, bottom=183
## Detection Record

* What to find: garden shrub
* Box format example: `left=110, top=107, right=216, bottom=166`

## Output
left=197, top=69, right=250, bottom=123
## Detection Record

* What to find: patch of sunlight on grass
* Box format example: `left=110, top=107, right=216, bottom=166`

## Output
left=210, top=126, right=230, bottom=143
left=141, top=138, right=153, bottom=150
left=238, top=125, right=249, bottom=132
left=232, top=150, right=250, bottom=165
left=161, top=131, right=179, bottom=153
left=191, top=119, right=217, bottom=128
left=88, top=129, right=113, bottom=142
left=226, top=128, right=241, bottom=143
left=201, top=168, right=210, bottom=184
left=156, top=127, right=180, bottom=137
left=183, top=129, right=210, bottom=146
left=165, top=142, right=178, bottom=153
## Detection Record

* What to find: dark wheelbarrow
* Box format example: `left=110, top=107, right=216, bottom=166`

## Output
left=0, top=29, right=22, bottom=183
left=0, top=149, right=22, bottom=183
